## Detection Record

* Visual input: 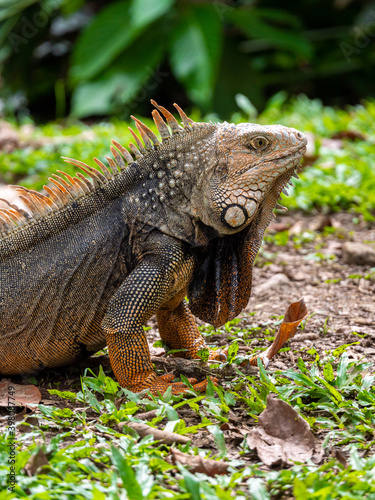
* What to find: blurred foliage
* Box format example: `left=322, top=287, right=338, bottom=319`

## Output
left=1, top=0, right=375, bottom=120
left=2, top=94, right=375, bottom=219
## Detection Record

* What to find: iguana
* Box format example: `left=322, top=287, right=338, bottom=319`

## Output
left=0, top=101, right=306, bottom=394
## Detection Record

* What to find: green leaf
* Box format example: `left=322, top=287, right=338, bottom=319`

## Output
left=336, top=352, right=349, bottom=389
left=297, top=357, right=307, bottom=373
left=180, top=466, right=201, bottom=500
left=207, top=425, right=227, bottom=457
left=235, top=93, right=258, bottom=121
left=227, top=341, right=239, bottom=363
left=71, top=25, right=165, bottom=117
left=333, top=342, right=360, bottom=357
left=111, top=445, right=143, bottom=500
left=228, top=8, right=311, bottom=58
left=57, top=408, right=74, bottom=418
left=282, top=370, right=318, bottom=388
left=47, top=389, right=77, bottom=401
left=70, top=1, right=142, bottom=83
left=129, top=0, right=174, bottom=30
left=0, top=0, right=39, bottom=22
left=169, top=4, right=222, bottom=107
left=197, top=347, right=209, bottom=362
left=258, top=356, right=271, bottom=385
left=323, top=363, right=334, bottom=383
left=318, top=378, right=342, bottom=403
left=104, top=376, right=119, bottom=395
left=246, top=478, right=270, bottom=500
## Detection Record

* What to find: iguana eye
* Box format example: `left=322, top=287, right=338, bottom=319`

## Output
left=250, top=136, right=268, bottom=150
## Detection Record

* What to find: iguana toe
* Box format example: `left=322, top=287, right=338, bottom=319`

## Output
left=208, top=349, right=228, bottom=361
left=128, top=373, right=216, bottom=395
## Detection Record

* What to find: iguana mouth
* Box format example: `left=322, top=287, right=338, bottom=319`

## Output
left=255, top=147, right=306, bottom=234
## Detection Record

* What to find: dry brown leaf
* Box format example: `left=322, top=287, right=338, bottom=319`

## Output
left=0, top=380, right=42, bottom=408
left=246, top=395, right=323, bottom=466
left=18, top=416, right=40, bottom=432
left=331, top=130, right=366, bottom=141
left=168, top=448, right=229, bottom=476
left=118, top=421, right=191, bottom=444
left=25, top=448, right=49, bottom=476
left=134, top=409, right=158, bottom=421
left=249, top=298, right=308, bottom=367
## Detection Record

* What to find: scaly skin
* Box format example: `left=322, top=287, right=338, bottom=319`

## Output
left=0, top=101, right=306, bottom=395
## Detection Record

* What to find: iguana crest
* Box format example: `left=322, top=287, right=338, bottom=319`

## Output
left=0, top=101, right=210, bottom=239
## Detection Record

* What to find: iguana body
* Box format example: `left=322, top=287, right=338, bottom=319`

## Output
left=0, top=102, right=306, bottom=394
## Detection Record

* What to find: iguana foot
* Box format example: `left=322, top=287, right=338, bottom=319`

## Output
left=208, top=348, right=227, bottom=361
left=127, top=372, right=217, bottom=395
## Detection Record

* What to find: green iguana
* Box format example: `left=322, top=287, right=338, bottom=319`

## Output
left=0, top=101, right=306, bottom=394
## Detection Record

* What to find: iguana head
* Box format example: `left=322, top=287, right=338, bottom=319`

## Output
left=190, top=121, right=307, bottom=236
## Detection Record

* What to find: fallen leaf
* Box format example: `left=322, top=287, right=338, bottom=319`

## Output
left=25, top=448, right=49, bottom=476
left=331, top=130, right=366, bottom=141
left=0, top=380, right=41, bottom=408
left=168, top=448, right=229, bottom=476
left=246, top=395, right=323, bottom=466
left=331, top=447, right=348, bottom=468
left=18, top=416, right=40, bottom=432
left=249, top=298, right=308, bottom=367
left=134, top=409, right=158, bottom=421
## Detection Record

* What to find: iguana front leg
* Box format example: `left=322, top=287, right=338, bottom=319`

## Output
left=157, top=299, right=227, bottom=361
left=102, top=244, right=214, bottom=394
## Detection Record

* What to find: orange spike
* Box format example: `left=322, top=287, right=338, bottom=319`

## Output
left=0, top=210, right=16, bottom=225
left=128, top=142, right=142, bottom=159
left=152, top=109, right=170, bottom=139
left=29, top=194, right=51, bottom=216
left=111, top=140, right=134, bottom=164
left=73, top=176, right=91, bottom=195
left=61, top=158, right=106, bottom=184
left=173, top=103, right=193, bottom=128
left=150, top=100, right=182, bottom=134
left=110, top=145, right=126, bottom=170
left=129, top=127, right=147, bottom=153
left=105, top=155, right=120, bottom=174
left=0, top=213, right=14, bottom=230
left=43, top=185, right=64, bottom=208
left=76, top=173, right=94, bottom=192
left=8, top=209, right=27, bottom=224
left=93, top=157, right=113, bottom=178
left=0, top=196, right=31, bottom=220
left=57, top=171, right=85, bottom=197
left=132, top=116, right=160, bottom=147
left=18, top=195, right=41, bottom=218
left=51, top=175, right=75, bottom=200
left=49, top=177, right=72, bottom=202
left=30, top=191, right=57, bottom=210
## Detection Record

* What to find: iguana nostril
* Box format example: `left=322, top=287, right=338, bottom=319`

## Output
left=296, top=131, right=304, bottom=140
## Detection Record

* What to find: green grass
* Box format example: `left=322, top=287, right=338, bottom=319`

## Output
left=1, top=344, right=374, bottom=499
left=1, top=94, right=375, bottom=219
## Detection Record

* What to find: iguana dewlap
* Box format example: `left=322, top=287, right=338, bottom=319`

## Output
left=0, top=101, right=306, bottom=394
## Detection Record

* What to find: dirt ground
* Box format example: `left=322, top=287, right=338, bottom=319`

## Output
left=245, top=211, right=375, bottom=369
